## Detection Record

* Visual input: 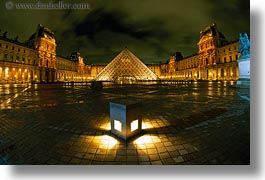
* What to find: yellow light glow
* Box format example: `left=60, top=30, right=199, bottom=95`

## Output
left=86, top=135, right=118, bottom=150
left=100, top=135, right=118, bottom=149
left=134, top=135, right=159, bottom=145
left=131, top=119, right=138, bottom=132
left=142, top=122, right=152, bottom=129
left=114, top=120, right=122, bottom=132
left=5, top=67, right=9, bottom=74
left=100, top=122, right=111, bottom=131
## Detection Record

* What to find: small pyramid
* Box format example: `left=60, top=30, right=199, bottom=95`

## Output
left=95, top=48, right=158, bottom=81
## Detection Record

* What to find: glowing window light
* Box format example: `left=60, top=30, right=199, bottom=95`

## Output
left=131, top=119, right=138, bottom=132
left=114, top=120, right=122, bottom=132
left=110, top=102, right=142, bottom=140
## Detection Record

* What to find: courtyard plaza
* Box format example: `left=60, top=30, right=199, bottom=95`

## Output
left=0, top=81, right=250, bottom=165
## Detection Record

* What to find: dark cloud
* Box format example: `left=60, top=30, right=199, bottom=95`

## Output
left=0, top=0, right=250, bottom=64
left=206, top=0, right=250, bottom=39
left=74, top=8, right=151, bottom=39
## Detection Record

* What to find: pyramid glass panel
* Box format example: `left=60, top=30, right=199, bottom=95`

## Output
left=95, top=48, right=158, bottom=82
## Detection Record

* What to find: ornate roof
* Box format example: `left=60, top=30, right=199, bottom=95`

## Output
left=200, top=23, right=226, bottom=39
left=28, top=24, right=55, bottom=41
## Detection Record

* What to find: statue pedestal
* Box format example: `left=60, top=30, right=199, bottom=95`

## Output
left=236, top=55, right=250, bottom=87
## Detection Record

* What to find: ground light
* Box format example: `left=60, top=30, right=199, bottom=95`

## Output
left=109, top=101, right=142, bottom=140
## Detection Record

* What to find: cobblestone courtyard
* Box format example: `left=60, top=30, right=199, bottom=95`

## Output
left=0, top=82, right=250, bottom=165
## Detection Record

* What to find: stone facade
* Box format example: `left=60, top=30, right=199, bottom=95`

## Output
left=0, top=23, right=242, bottom=84
left=160, top=23, right=240, bottom=81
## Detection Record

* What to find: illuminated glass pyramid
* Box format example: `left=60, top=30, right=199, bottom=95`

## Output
left=95, top=48, right=158, bottom=82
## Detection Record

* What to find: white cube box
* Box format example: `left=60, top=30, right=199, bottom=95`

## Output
left=109, top=101, right=142, bottom=140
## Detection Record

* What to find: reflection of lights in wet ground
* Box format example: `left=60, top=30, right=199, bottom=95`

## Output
left=0, top=85, right=31, bottom=109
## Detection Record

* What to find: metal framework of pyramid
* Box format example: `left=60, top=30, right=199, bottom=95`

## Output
left=95, top=48, right=158, bottom=81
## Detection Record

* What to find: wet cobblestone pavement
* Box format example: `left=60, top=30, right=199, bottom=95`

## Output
left=0, top=82, right=250, bottom=165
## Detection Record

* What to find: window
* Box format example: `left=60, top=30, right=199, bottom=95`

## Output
left=4, top=54, right=8, bottom=59
left=12, top=46, right=14, bottom=50
left=18, top=48, right=20, bottom=52
left=235, top=55, right=238, bottom=60
left=114, top=120, right=122, bottom=132
left=131, top=120, right=138, bottom=132
left=6, top=45, right=8, bottom=49
left=224, top=57, right=226, bottom=62
left=229, top=56, right=232, bottom=61
left=5, top=67, right=9, bottom=78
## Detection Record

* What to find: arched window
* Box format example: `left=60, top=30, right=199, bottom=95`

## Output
left=206, top=58, right=209, bottom=65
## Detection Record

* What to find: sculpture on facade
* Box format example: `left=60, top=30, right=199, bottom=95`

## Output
left=238, top=32, right=250, bottom=57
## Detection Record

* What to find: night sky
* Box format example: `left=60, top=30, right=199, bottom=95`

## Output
left=0, top=0, right=250, bottom=64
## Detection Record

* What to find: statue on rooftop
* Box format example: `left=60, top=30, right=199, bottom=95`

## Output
left=238, top=32, right=250, bottom=57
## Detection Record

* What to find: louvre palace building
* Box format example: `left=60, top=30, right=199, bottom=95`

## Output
left=0, top=23, right=240, bottom=84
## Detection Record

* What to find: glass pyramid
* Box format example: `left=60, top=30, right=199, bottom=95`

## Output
left=95, top=48, right=158, bottom=82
